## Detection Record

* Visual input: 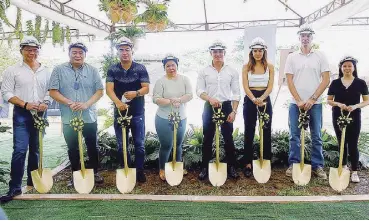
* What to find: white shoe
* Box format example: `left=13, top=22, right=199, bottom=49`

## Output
left=351, top=172, right=360, bottom=183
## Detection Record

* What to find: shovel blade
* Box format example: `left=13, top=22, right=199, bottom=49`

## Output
left=329, top=167, right=350, bottom=192
left=165, top=162, right=184, bottom=186
left=73, top=169, right=94, bottom=194
left=31, top=168, right=53, bottom=193
left=292, top=163, right=311, bottom=186
left=116, top=168, right=136, bottom=194
left=208, top=162, right=227, bottom=187
left=252, top=160, right=271, bottom=184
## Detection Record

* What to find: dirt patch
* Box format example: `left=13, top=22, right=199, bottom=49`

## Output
left=27, top=167, right=369, bottom=196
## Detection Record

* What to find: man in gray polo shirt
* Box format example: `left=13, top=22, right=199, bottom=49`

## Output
left=49, top=42, right=104, bottom=186
left=284, top=25, right=330, bottom=179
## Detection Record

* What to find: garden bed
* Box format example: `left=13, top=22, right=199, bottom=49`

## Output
left=26, top=167, right=369, bottom=196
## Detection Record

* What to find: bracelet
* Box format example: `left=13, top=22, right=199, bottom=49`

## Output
left=232, top=110, right=237, bottom=114
left=24, top=102, right=28, bottom=109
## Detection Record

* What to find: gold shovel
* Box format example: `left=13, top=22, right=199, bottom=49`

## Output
left=329, top=111, right=351, bottom=192
left=31, top=112, right=53, bottom=193
left=209, top=104, right=227, bottom=187
left=116, top=108, right=136, bottom=194
left=72, top=111, right=94, bottom=194
left=165, top=107, right=183, bottom=186
left=253, top=104, right=271, bottom=184
left=292, top=109, right=311, bottom=186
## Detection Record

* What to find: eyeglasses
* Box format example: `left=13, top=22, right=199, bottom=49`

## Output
left=23, top=48, right=39, bottom=53
left=118, top=48, right=132, bottom=53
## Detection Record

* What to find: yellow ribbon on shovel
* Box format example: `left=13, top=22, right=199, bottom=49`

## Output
left=253, top=103, right=271, bottom=184
left=292, top=109, right=312, bottom=186
left=329, top=111, right=352, bottom=192
left=71, top=111, right=94, bottom=194
left=116, top=107, right=136, bottom=194
left=31, top=112, right=53, bottom=193
left=165, top=105, right=184, bottom=186
left=208, top=103, right=227, bottom=187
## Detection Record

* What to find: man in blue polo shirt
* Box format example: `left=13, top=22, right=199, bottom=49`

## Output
left=49, top=42, right=104, bottom=186
left=106, top=37, right=150, bottom=182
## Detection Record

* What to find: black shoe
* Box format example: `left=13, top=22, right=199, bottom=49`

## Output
left=227, top=166, right=240, bottom=179
left=137, top=170, right=146, bottom=183
left=0, top=189, right=22, bottom=204
left=243, top=167, right=253, bottom=178
left=198, top=168, right=208, bottom=181
left=67, top=179, right=74, bottom=188
left=94, top=173, right=104, bottom=185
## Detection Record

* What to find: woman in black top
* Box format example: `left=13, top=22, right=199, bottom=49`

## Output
left=327, top=56, right=369, bottom=183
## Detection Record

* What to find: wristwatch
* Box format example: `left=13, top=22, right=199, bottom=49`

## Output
left=43, top=100, right=51, bottom=106
left=136, top=90, right=141, bottom=97
left=232, top=110, right=237, bottom=114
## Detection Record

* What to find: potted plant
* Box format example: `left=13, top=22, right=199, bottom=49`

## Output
left=99, top=0, right=138, bottom=24
left=135, top=0, right=170, bottom=32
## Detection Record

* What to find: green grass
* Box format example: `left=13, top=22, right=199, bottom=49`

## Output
left=1, top=200, right=369, bottom=219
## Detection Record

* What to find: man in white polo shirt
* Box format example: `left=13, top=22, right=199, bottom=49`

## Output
left=284, top=25, right=330, bottom=179
left=1, top=36, right=52, bottom=203
left=196, top=41, right=241, bottom=181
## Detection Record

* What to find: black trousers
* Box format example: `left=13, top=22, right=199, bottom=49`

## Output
left=332, top=110, right=361, bottom=171
left=243, top=90, right=273, bottom=165
left=63, top=122, right=99, bottom=173
left=201, top=101, right=237, bottom=168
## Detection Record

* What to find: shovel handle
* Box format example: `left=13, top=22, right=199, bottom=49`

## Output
left=338, top=127, right=346, bottom=176
left=78, top=131, right=86, bottom=178
left=172, top=126, right=177, bottom=169
left=300, top=128, right=305, bottom=170
left=38, top=130, right=43, bottom=177
left=259, top=118, right=264, bottom=167
left=215, top=125, right=220, bottom=171
left=122, top=127, right=129, bottom=176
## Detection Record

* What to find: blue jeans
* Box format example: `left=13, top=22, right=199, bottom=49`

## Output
left=114, top=114, right=145, bottom=170
left=9, top=107, right=39, bottom=191
left=288, top=103, right=324, bottom=169
left=155, top=115, right=186, bottom=170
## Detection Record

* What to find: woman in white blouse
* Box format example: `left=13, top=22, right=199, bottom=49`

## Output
left=152, top=55, right=193, bottom=181
left=242, top=37, right=274, bottom=178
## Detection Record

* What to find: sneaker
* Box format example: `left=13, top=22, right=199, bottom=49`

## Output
left=137, top=170, right=146, bottom=183
left=94, top=173, right=104, bottom=185
left=285, top=166, right=293, bottom=177
left=351, top=172, right=360, bottom=183
left=0, top=189, right=22, bottom=204
left=243, top=167, right=253, bottom=178
left=159, top=170, right=165, bottom=181
left=313, top=167, right=327, bottom=180
left=67, top=179, right=74, bottom=188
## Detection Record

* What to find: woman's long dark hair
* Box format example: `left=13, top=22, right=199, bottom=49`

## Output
left=246, top=49, right=268, bottom=73
left=338, top=60, right=358, bottom=78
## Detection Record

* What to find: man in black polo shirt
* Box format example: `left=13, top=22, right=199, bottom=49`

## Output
left=106, top=37, right=150, bottom=182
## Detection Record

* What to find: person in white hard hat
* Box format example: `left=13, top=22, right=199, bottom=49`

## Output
left=196, top=40, right=241, bottom=181
left=152, top=54, right=193, bottom=181
left=284, top=25, right=330, bottom=179
left=0, top=36, right=52, bottom=203
left=242, top=37, right=274, bottom=178
left=49, top=41, right=104, bottom=187
left=327, top=56, right=369, bottom=183
left=106, top=36, right=150, bottom=183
